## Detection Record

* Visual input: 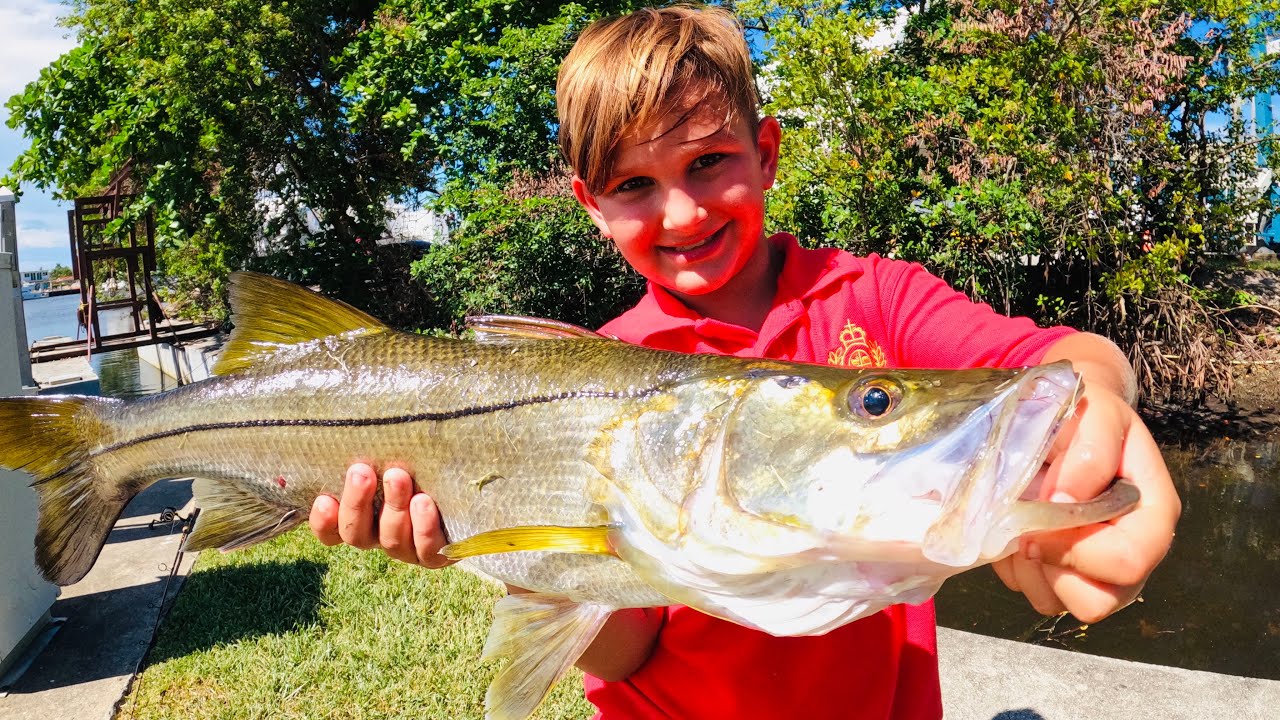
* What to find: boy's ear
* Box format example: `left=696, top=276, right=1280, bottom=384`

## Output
left=756, top=116, right=782, bottom=191
left=571, top=176, right=613, bottom=238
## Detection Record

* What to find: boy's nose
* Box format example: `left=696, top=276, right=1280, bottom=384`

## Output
left=661, top=187, right=708, bottom=231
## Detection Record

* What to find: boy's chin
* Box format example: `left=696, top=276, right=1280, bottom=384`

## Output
left=662, top=272, right=733, bottom=299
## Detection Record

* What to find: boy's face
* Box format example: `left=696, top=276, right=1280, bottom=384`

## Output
left=572, top=95, right=781, bottom=302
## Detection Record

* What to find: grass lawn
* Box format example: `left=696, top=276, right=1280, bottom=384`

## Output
left=118, top=528, right=593, bottom=720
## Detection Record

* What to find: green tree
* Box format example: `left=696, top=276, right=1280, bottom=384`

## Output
left=5, top=0, right=635, bottom=326
left=412, top=172, right=644, bottom=332
left=740, top=0, right=1279, bottom=399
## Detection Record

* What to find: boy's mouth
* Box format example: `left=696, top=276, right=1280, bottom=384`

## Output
left=662, top=226, right=726, bottom=260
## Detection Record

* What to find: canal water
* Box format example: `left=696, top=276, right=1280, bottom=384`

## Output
left=22, top=293, right=176, bottom=397
left=18, top=293, right=1280, bottom=680
left=935, top=437, right=1280, bottom=680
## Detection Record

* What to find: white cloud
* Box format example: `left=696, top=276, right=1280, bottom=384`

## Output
left=0, top=2, right=78, bottom=113
left=15, top=219, right=71, bottom=272
left=17, top=224, right=64, bottom=250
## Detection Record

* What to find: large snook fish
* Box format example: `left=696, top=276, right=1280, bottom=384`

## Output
left=0, top=272, right=1138, bottom=720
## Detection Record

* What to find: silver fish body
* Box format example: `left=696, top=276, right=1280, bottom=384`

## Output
left=0, top=272, right=1139, bottom=720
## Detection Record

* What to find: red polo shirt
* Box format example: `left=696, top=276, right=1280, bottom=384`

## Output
left=585, top=233, right=1075, bottom=720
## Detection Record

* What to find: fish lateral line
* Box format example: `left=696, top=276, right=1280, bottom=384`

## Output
left=90, top=386, right=667, bottom=457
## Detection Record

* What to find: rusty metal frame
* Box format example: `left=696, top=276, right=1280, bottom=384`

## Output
left=68, top=193, right=162, bottom=353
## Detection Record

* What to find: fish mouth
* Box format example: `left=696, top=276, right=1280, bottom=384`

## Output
left=918, top=361, right=1081, bottom=567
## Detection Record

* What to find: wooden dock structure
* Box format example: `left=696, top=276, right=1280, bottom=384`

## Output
left=29, top=320, right=220, bottom=364
left=24, top=176, right=224, bottom=368
left=28, top=183, right=220, bottom=366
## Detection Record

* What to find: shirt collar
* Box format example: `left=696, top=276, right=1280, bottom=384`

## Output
left=612, top=233, right=865, bottom=346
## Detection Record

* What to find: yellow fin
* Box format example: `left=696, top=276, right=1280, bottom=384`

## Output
left=212, top=272, right=388, bottom=375
left=0, top=395, right=127, bottom=586
left=184, top=477, right=304, bottom=552
left=481, top=593, right=613, bottom=720
left=465, top=314, right=605, bottom=342
left=441, top=525, right=614, bottom=560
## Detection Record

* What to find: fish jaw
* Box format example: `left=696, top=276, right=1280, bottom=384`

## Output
left=919, top=360, right=1081, bottom=567
left=604, top=477, right=949, bottom=637
left=595, top=361, right=1087, bottom=637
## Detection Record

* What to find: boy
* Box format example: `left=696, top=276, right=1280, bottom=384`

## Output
left=311, top=6, right=1180, bottom=718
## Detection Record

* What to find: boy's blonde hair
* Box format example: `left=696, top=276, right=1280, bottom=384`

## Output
left=557, top=4, right=760, bottom=193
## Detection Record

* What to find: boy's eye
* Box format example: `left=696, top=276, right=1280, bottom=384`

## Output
left=614, top=177, right=652, bottom=194
left=693, top=153, right=726, bottom=170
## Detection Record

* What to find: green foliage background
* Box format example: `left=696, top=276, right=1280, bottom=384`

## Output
left=5, top=0, right=1279, bottom=398
left=413, top=175, right=644, bottom=332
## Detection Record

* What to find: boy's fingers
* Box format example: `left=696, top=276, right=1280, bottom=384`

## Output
left=1042, top=565, right=1136, bottom=624
left=309, top=494, right=341, bottom=546
left=410, top=493, right=455, bottom=569
left=1029, top=421, right=1179, bottom=588
left=378, top=467, right=417, bottom=564
left=338, top=463, right=379, bottom=549
left=990, top=557, right=1019, bottom=592
left=1009, top=550, right=1065, bottom=616
left=1043, top=391, right=1126, bottom=504
left=1024, top=524, right=1148, bottom=588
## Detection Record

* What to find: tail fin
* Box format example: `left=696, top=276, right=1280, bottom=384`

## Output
left=0, top=395, right=128, bottom=586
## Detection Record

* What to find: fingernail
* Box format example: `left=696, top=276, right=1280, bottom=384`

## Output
left=410, top=493, right=433, bottom=515
left=1050, top=490, right=1078, bottom=503
left=1025, top=542, right=1042, bottom=561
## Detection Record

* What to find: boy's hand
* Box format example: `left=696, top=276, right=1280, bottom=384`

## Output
left=308, top=463, right=456, bottom=569
left=310, top=468, right=657, bottom=678
left=991, top=383, right=1182, bottom=623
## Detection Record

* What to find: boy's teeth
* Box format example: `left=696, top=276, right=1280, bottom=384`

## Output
left=674, top=230, right=718, bottom=251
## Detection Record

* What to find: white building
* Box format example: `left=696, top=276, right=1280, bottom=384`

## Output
left=0, top=187, right=57, bottom=679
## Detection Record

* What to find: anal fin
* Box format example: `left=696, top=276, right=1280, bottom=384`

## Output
left=482, top=593, right=613, bottom=720
left=184, top=477, right=303, bottom=552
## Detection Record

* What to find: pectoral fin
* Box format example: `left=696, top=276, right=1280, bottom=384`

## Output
left=442, top=525, right=614, bottom=560
left=482, top=593, right=613, bottom=720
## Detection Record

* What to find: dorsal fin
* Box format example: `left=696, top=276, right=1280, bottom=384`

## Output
left=212, top=272, right=388, bottom=376
left=465, top=314, right=606, bottom=343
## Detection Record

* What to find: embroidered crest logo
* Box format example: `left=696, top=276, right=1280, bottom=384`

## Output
left=828, top=321, right=886, bottom=368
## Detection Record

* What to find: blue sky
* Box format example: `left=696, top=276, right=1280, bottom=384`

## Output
left=1, top=0, right=77, bottom=273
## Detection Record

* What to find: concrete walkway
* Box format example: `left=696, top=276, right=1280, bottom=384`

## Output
left=0, top=478, right=197, bottom=720
left=937, top=627, right=1279, bottom=719
left=0, top=481, right=1276, bottom=720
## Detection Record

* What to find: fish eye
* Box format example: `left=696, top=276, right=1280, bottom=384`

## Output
left=849, top=379, right=902, bottom=419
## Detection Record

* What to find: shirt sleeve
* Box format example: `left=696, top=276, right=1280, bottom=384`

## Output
left=869, top=256, right=1076, bottom=370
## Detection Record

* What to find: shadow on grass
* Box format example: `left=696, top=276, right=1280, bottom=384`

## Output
left=145, top=558, right=328, bottom=663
